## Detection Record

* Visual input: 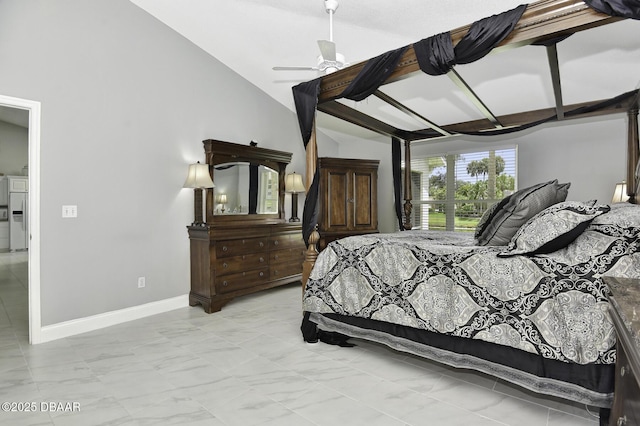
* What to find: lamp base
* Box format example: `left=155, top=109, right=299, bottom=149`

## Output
left=289, top=192, right=301, bottom=223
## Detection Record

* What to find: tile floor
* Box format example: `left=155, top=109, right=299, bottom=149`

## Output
left=0, top=251, right=602, bottom=425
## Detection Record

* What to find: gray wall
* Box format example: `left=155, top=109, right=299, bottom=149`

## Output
left=0, top=121, right=28, bottom=176
left=0, top=0, right=337, bottom=325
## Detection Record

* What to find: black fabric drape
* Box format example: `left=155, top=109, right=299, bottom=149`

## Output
left=584, top=0, right=640, bottom=19
left=391, top=138, right=405, bottom=231
left=340, top=46, right=409, bottom=101
left=451, top=89, right=639, bottom=137
left=302, top=170, right=320, bottom=247
left=248, top=164, right=258, bottom=214
left=414, top=32, right=455, bottom=76
left=292, top=78, right=322, bottom=147
left=415, top=4, right=526, bottom=76
left=400, top=89, right=638, bottom=139
left=455, top=4, right=527, bottom=64
left=298, top=47, right=407, bottom=246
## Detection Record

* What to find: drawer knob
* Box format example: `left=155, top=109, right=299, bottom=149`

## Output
left=223, top=262, right=228, bottom=268
left=260, top=257, right=264, bottom=263
left=621, top=366, right=627, bottom=377
left=259, top=271, right=264, bottom=277
left=617, top=416, right=627, bottom=426
left=222, top=281, right=228, bottom=287
left=222, top=246, right=228, bottom=252
left=259, top=241, right=264, bottom=247
left=274, top=255, right=279, bottom=260
left=274, top=240, right=279, bottom=246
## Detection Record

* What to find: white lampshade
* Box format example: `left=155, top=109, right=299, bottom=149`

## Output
left=612, top=181, right=629, bottom=203
left=285, top=172, right=305, bottom=193
left=184, top=162, right=214, bottom=189
left=218, top=194, right=227, bottom=204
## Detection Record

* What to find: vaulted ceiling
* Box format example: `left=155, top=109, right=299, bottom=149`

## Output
left=130, top=0, right=639, bottom=143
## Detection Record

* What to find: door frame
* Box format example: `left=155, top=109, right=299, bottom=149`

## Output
left=0, top=94, right=41, bottom=344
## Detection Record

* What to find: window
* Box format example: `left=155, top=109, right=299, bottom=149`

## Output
left=404, top=147, right=517, bottom=232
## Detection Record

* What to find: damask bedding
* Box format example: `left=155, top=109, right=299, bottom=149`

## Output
left=302, top=202, right=640, bottom=407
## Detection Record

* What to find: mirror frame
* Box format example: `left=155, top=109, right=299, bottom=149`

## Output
left=203, top=139, right=292, bottom=224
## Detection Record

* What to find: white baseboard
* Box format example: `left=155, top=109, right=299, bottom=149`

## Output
left=36, top=294, right=189, bottom=344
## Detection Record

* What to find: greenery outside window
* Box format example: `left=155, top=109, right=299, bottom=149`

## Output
left=404, top=147, right=517, bottom=232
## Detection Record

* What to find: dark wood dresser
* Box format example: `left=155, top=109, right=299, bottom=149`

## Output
left=317, top=157, right=379, bottom=250
left=188, top=139, right=304, bottom=313
left=604, top=276, right=640, bottom=426
left=188, top=222, right=304, bottom=313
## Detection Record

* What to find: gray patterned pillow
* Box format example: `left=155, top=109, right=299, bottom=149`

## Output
left=476, top=180, right=570, bottom=246
left=497, top=201, right=610, bottom=257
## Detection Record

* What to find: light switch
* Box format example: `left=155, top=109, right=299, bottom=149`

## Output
left=62, top=205, right=77, bottom=218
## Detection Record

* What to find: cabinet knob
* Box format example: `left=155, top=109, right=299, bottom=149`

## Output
left=621, top=366, right=627, bottom=377
left=274, top=240, right=279, bottom=246
left=222, top=281, right=228, bottom=287
left=223, top=262, right=228, bottom=268
left=259, top=271, right=264, bottom=277
left=274, top=255, right=279, bottom=260
left=222, top=246, right=228, bottom=252
left=617, top=416, right=627, bottom=426
left=259, top=257, right=264, bottom=263
left=259, top=241, right=264, bottom=247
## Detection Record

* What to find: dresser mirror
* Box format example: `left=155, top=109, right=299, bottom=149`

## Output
left=203, top=139, right=292, bottom=223
left=212, top=162, right=279, bottom=215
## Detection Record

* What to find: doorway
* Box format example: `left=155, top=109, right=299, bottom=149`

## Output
left=0, top=95, right=41, bottom=344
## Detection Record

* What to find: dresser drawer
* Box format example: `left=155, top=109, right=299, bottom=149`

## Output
left=270, top=247, right=305, bottom=264
left=270, top=262, right=302, bottom=280
left=611, top=344, right=640, bottom=426
left=216, top=237, right=268, bottom=258
left=270, top=232, right=304, bottom=250
left=215, top=252, right=267, bottom=276
left=217, top=267, right=270, bottom=294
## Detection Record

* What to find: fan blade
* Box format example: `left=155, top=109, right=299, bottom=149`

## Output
left=317, top=40, right=336, bottom=62
left=273, top=66, right=319, bottom=71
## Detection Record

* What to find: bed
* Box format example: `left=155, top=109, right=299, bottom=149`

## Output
left=302, top=198, right=640, bottom=409
left=293, top=0, right=640, bottom=421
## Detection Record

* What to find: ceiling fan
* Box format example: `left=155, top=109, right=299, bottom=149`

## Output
left=273, top=0, right=347, bottom=74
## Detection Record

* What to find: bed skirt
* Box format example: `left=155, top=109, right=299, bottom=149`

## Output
left=304, top=312, right=614, bottom=408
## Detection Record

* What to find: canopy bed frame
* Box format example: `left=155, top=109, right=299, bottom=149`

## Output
left=295, top=0, right=639, bottom=284
left=293, top=0, right=640, bottom=420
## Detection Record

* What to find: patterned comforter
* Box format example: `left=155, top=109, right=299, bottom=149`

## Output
left=303, top=203, right=640, bottom=366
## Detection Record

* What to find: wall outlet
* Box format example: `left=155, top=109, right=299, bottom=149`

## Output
left=137, top=277, right=145, bottom=288
left=62, top=205, right=78, bottom=218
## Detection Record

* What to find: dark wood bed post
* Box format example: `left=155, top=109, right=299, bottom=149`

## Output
left=302, top=123, right=319, bottom=289
left=627, top=107, right=639, bottom=203
left=403, top=139, right=413, bottom=230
